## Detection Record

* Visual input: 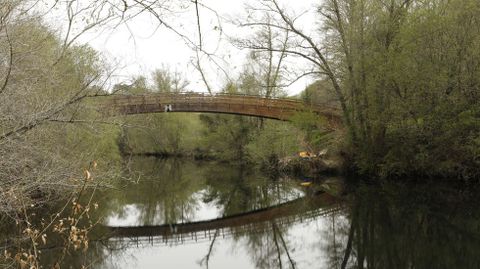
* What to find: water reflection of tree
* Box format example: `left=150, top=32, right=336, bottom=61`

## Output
left=321, top=182, right=480, bottom=269
left=3, top=158, right=311, bottom=268
left=101, top=157, right=302, bottom=227
left=201, top=164, right=302, bottom=269
left=199, top=220, right=298, bottom=269
left=237, top=221, right=297, bottom=269
left=202, top=164, right=301, bottom=216
left=88, top=159, right=313, bottom=268
left=101, top=157, right=208, bottom=225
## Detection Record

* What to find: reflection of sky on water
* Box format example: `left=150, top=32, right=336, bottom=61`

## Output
left=22, top=158, right=480, bottom=268
left=44, top=158, right=480, bottom=269
left=105, top=190, right=224, bottom=226
left=103, top=168, right=305, bottom=226
left=100, top=213, right=341, bottom=269
left=191, top=190, right=224, bottom=221
left=105, top=186, right=306, bottom=227
left=105, top=204, right=142, bottom=226
left=93, top=157, right=344, bottom=268
left=102, top=239, right=253, bottom=269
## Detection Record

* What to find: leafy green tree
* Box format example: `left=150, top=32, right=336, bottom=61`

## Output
left=243, top=0, right=480, bottom=178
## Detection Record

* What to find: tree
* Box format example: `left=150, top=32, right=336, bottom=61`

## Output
left=233, top=13, right=290, bottom=98
left=152, top=66, right=189, bottom=93
left=238, top=0, right=480, bottom=178
left=0, top=2, right=121, bottom=213
left=116, top=71, right=202, bottom=156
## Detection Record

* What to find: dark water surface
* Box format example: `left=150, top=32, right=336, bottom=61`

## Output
left=29, top=157, right=480, bottom=268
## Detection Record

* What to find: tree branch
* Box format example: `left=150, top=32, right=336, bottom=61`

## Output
left=0, top=19, right=13, bottom=95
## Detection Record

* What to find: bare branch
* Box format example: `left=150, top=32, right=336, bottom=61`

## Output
left=200, top=229, right=219, bottom=268
left=193, top=50, right=212, bottom=94
left=0, top=18, right=13, bottom=95
left=194, top=0, right=202, bottom=50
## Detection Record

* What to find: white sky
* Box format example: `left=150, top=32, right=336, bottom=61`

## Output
left=51, top=0, right=320, bottom=96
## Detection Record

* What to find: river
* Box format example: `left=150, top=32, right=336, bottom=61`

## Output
left=4, top=156, right=480, bottom=268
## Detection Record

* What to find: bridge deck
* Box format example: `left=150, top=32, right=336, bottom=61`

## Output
left=104, top=93, right=342, bottom=128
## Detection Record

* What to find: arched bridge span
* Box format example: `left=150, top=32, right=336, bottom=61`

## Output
left=105, top=93, right=342, bottom=128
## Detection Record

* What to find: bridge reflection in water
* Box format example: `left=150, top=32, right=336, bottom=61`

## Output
left=104, top=93, right=342, bottom=129
left=106, top=192, right=342, bottom=246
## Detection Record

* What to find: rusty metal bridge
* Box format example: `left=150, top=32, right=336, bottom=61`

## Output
left=104, top=93, right=342, bottom=128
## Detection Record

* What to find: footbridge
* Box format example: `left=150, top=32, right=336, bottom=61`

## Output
left=105, top=192, right=343, bottom=246
left=104, top=93, right=342, bottom=128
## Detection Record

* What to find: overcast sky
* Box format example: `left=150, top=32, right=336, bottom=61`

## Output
left=55, top=0, right=319, bottom=96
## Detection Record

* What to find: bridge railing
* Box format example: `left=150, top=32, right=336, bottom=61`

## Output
left=190, top=92, right=340, bottom=111
left=105, top=92, right=340, bottom=114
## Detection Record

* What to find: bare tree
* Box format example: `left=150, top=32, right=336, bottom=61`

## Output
left=233, top=0, right=354, bottom=136
left=152, top=65, right=190, bottom=93
left=232, top=11, right=292, bottom=98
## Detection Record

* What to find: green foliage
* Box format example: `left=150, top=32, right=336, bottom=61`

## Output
left=0, top=10, right=123, bottom=213
left=315, top=0, right=480, bottom=178
left=246, top=120, right=299, bottom=163
left=300, top=80, right=339, bottom=107
left=113, top=71, right=202, bottom=156
left=120, top=113, right=204, bottom=156
left=289, top=111, right=334, bottom=152
left=199, top=113, right=256, bottom=161
left=114, top=67, right=305, bottom=165
left=197, top=75, right=302, bottom=163
left=379, top=104, right=480, bottom=179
